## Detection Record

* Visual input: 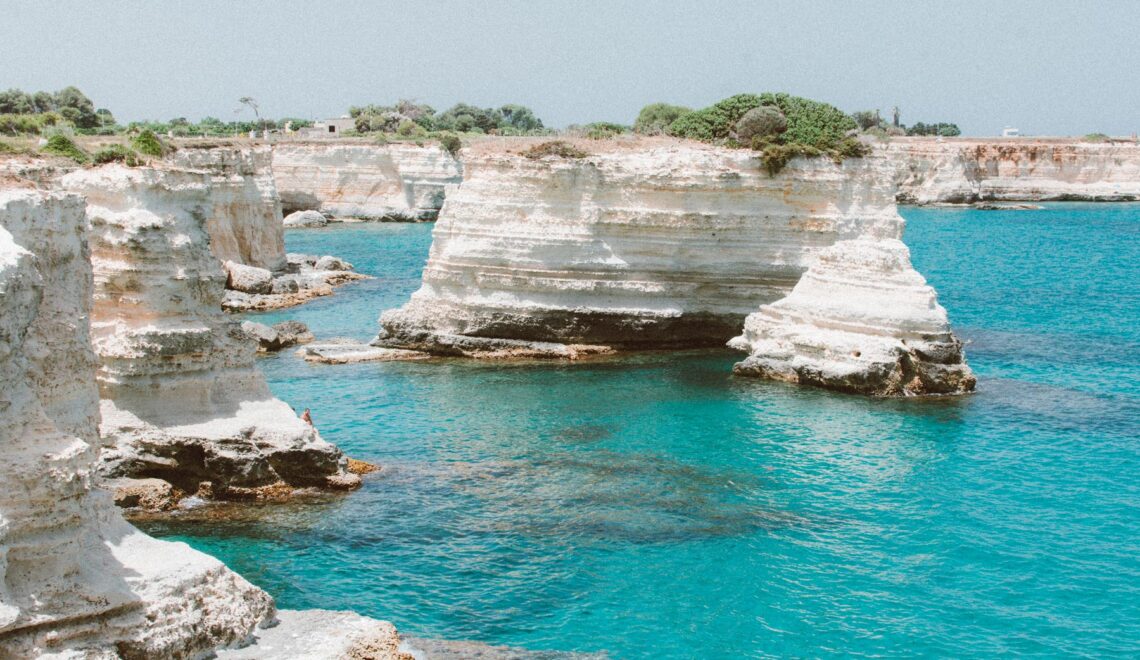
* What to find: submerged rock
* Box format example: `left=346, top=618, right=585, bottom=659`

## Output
left=283, top=208, right=328, bottom=227
left=729, top=237, right=976, bottom=396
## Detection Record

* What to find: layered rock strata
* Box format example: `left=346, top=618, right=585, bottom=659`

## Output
left=272, top=142, right=463, bottom=220
left=376, top=144, right=907, bottom=354
left=0, top=188, right=274, bottom=657
left=171, top=146, right=287, bottom=271
left=59, top=165, right=360, bottom=505
left=728, top=236, right=976, bottom=396
left=891, top=138, right=1140, bottom=204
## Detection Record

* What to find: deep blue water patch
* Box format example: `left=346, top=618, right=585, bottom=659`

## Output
left=142, top=208, right=1140, bottom=658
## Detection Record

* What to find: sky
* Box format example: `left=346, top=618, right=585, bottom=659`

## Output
left=4, top=0, right=1138, bottom=137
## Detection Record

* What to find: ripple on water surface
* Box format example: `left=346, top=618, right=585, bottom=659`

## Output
left=143, top=209, right=1140, bottom=658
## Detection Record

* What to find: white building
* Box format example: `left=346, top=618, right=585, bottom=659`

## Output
left=1002, top=127, right=1021, bottom=137
left=300, top=116, right=355, bottom=138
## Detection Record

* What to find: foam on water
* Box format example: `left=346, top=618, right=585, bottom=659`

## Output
left=141, top=206, right=1140, bottom=657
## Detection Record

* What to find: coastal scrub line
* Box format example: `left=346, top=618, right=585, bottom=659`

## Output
left=664, top=92, right=870, bottom=174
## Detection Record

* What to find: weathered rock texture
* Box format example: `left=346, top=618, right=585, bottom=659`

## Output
left=892, top=138, right=1140, bottom=204
left=171, top=146, right=287, bottom=271
left=0, top=188, right=274, bottom=657
left=272, top=142, right=462, bottom=220
left=728, top=236, right=976, bottom=395
left=59, top=165, right=360, bottom=503
left=377, top=144, right=906, bottom=353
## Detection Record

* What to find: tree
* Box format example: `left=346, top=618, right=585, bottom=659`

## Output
left=499, top=104, right=543, bottom=132
left=53, top=86, right=97, bottom=128
left=892, top=106, right=900, bottom=128
left=238, top=96, right=264, bottom=135
left=735, top=106, right=787, bottom=140
left=851, top=110, right=880, bottom=131
left=633, top=102, right=691, bottom=135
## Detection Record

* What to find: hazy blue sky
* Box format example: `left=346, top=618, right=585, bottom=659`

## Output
left=5, top=1, right=1138, bottom=136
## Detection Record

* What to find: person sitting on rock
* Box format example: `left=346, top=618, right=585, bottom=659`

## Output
left=301, top=408, right=313, bottom=425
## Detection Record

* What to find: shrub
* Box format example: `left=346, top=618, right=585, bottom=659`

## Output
left=756, top=92, right=857, bottom=149
left=1083, top=133, right=1110, bottom=143
left=131, top=129, right=166, bottom=157
left=759, top=143, right=821, bottom=176
left=522, top=141, right=589, bottom=159
left=735, top=106, right=787, bottom=141
left=397, top=119, right=426, bottom=137
left=634, top=103, right=691, bottom=135
left=437, top=132, right=461, bottom=156
left=92, top=143, right=142, bottom=166
left=668, top=93, right=763, bottom=141
left=41, top=134, right=88, bottom=163
left=906, top=121, right=961, bottom=137
left=832, top=136, right=872, bottom=162
left=583, top=122, right=628, bottom=139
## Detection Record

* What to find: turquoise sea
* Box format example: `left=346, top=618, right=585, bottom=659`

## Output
left=141, top=205, right=1140, bottom=657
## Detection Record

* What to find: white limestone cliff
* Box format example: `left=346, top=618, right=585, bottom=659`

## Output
left=377, top=140, right=974, bottom=394
left=59, top=165, right=360, bottom=502
left=891, top=138, right=1140, bottom=204
left=170, top=145, right=287, bottom=271
left=0, top=188, right=274, bottom=657
left=272, top=142, right=462, bottom=221
left=376, top=143, right=906, bottom=354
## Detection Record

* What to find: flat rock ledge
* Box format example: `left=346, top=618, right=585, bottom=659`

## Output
left=215, top=609, right=412, bottom=660
left=223, top=253, right=370, bottom=312
left=297, top=340, right=431, bottom=364
left=373, top=331, right=615, bottom=360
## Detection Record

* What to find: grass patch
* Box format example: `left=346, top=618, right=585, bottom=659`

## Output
left=522, top=140, right=590, bottom=160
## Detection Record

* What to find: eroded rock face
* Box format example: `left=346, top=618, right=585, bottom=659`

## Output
left=284, top=209, right=328, bottom=227
left=729, top=237, right=976, bottom=396
left=377, top=145, right=905, bottom=353
left=171, top=146, right=287, bottom=271
left=0, top=189, right=274, bottom=657
left=59, top=165, right=360, bottom=502
left=272, top=142, right=462, bottom=220
left=891, top=138, right=1140, bottom=204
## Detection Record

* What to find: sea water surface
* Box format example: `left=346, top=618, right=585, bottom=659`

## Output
left=141, top=206, right=1140, bottom=657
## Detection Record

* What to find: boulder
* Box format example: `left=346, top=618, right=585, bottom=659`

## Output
left=283, top=209, right=328, bottom=227
left=273, top=320, right=315, bottom=346
left=107, top=477, right=181, bottom=511
left=315, top=255, right=353, bottom=271
left=271, top=275, right=301, bottom=294
left=241, top=320, right=282, bottom=351
left=223, top=260, right=274, bottom=294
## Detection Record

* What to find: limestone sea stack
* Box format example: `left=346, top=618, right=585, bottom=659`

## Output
left=728, top=236, right=976, bottom=396
left=376, top=142, right=909, bottom=355
left=272, top=142, right=463, bottom=220
left=59, top=165, right=360, bottom=504
left=0, top=188, right=273, bottom=656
